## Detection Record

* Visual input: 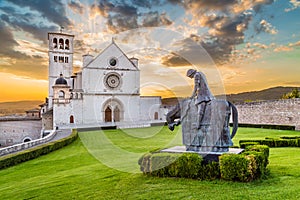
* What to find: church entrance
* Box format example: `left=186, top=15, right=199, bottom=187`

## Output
left=103, top=98, right=123, bottom=123
left=105, top=107, right=112, bottom=122
left=114, top=106, right=120, bottom=122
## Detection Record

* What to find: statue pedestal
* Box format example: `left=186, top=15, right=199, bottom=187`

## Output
left=161, top=146, right=244, bottom=163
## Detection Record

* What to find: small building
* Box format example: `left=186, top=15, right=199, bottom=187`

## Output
left=25, top=108, right=41, bottom=118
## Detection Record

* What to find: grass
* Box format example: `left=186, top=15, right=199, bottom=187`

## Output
left=0, top=126, right=299, bottom=199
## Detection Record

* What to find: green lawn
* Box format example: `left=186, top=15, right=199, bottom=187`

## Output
left=0, top=127, right=299, bottom=199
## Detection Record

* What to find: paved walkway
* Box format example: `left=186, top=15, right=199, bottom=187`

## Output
left=51, top=129, right=73, bottom=141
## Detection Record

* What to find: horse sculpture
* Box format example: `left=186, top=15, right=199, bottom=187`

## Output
left=166, top=98, right=238, bottom=152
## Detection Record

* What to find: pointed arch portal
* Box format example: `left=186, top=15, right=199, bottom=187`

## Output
left=103, top=98, right=123, bottom=123
left=114, top=106, right=120, bottom=122
left=105, top=107, right=112, bottom=122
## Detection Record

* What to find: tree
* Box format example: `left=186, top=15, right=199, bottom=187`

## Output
left=282, top=88, right=300, bottom=99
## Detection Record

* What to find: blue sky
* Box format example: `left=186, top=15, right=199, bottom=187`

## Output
left=0, top=0, right=300, bottom=101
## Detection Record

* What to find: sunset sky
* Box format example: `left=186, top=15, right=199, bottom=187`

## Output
left=0, top=0, right=300, bottom=102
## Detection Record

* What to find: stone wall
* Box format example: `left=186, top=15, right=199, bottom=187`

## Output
left=236, top=98, right=300, bottom=130
left=0, top=119, right=42, bottom=147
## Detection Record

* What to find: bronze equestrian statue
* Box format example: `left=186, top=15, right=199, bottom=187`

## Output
left=166, top=69, right=238, bottom=152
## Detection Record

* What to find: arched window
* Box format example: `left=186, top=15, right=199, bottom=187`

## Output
left=70, top=115, right=74, bottom=123
left=58, top=90, right=65, bottom=99
left=65, top=39, right=69, bottom=50
left=154, top=112, right=159, bottom=120
left=53, top=38, right=57, bottom=48
left=59, top=38, right=64, bottom=49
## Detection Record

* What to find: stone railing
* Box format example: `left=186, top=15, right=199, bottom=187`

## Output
left=0, top=130, right=57, bottom=156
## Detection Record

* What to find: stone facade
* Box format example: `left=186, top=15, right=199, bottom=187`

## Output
left=41, top=32, right=165, bottom=130
left=0, top=119, right=42, bottom=147
left=236, top=98, right=300, bottom=130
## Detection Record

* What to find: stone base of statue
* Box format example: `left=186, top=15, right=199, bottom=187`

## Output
left=161, top=146, right=244, bottom=162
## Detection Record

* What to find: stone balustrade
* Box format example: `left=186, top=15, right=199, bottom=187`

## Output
left=0, top=130, right=57, bottom=156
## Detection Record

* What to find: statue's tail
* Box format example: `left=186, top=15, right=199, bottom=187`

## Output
left=228, top=101, right=238, bottom=139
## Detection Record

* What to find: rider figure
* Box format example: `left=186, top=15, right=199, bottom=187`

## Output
left=186, top=69, right=215, bottom=129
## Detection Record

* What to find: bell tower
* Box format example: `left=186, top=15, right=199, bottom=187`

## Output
left=47, top=31, right=74, bottom=108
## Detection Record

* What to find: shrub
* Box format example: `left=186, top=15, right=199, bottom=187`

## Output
left=139, top=145, right=269, bottom=182
left=242, top=151, right=267, bottom=179
left=0, top=129, right=78, bottom=170
left=239, top=137, right=300, bottom=148
left=219, top=154, right=256, bottom=182
left=240, top=142, right=259, bottom=149
left=231, top=123, right=295, bottom=130
left=150, top=153, right=179, bottom=177
left=246, top=145, right=269, bottom=164
left=280, top=136, right=300, bottom=139
left=176, top=153, right=202, bottom=178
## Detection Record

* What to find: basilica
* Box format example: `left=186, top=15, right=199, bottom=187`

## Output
left=41, top=32, right=165, bottom=130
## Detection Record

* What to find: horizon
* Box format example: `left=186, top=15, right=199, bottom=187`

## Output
left=1, top=85, right=300, bottom=103
left=0, top=0, right=300, bottom=102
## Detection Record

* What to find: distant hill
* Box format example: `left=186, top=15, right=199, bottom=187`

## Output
left=0, top=100, right=43, bottom=116
left=225, top=86, right=300, bottom=103
left=162, top=86, right=300, bottom=105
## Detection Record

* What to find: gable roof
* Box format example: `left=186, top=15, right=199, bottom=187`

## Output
left=84, top=41, right=139, bottom=71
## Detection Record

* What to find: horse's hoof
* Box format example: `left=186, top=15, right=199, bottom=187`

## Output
left=168, top=124, right=174, bottom=131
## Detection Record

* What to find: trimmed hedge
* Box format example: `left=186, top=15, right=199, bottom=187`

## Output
left=230, top=123, right=295, bottom=130
left=239, top=137, right=300, bottom=148
left=139, top=145, right=269, bottom=182
left=220, top=145, right=269, bottom=182
left=138, top=153, right=220, bottom=180
left=240, top=142, right=260, bottom=149
left=0, top=129, right=78, bottom=170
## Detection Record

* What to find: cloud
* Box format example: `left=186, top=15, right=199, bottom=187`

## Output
left=73, top=39, right=99, bottom=55
left=289, top=40, right=300, bottom=47
left=161, top=0, right=275, bottom=66
left=285, top=0, right=300, bottom=12
left=168, top=0, right=274, bottom=15
left=68, top=0, right=84, bottom=15
left=142, top=12, right=172, bottom=27
left=253, top=42, right=268, bottom=49
left=161, top=12, right=253, bottom=66
left=131, top=0, right=161, bottom=8
left=0, top=1, right=68, bottom=44
left=90, top=0, right=172, bottom=34
left=1, top=13, right=57, bottom=44
left=258, top=19, right=278, bottom=35
left=0, top=21, right=29, bottom=59
left=274, top=45, right=293, bottom=52
left=9, top=0, right=72, bottom=27
left=0, top=56, right=48, bottom=80
left=161, top=52, right=191, bottom=67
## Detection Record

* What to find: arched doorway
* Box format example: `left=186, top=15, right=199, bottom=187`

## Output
left=70, top=115, right=74, bottom=123
left=103, top=98, right=124, bottom=123
left=114, top=106, right=120, bottom=122
left=105, top=106, right=112, bottom=122
left=154, top=112, right=159, bottom=120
